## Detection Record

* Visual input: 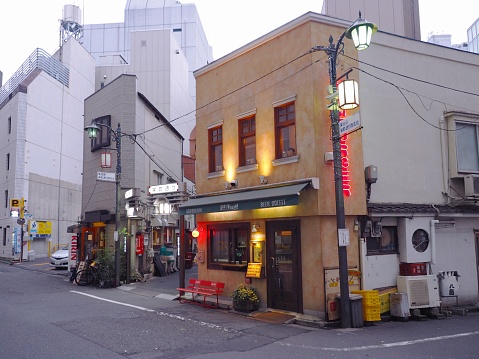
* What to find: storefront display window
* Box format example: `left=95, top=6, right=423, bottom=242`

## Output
left=208, top=223, right=249, bottom=270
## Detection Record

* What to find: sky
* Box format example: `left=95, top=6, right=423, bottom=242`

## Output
left=1, top=0, right=478, bottom=82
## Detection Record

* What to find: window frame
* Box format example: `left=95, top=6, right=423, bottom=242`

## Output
left=366, top=226, right=398, bottom=255
left=455, top=121, right=479, bottom=174
left=238, top=116, right=256, bottom=167
left=90, top=115, right=111, bottom=152
left=208, top=125, right=223, bottom=173
left=274, top=102, right=297, bottom=159
left=207, top=222, right=250, bottom=271
left=6, top=153, right=9, bottom=171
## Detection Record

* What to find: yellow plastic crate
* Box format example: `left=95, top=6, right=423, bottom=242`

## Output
left=352, top=290, right=379, bottom=299
left=363, top=306, right=381, bottom=322
left=362, top=297, right=380, bottom=306
left=364, top=312, right=381, bottom=322
left=363, top=306, right=380, bottom=315
left=378, top=288, right=397, bottom=314
left=352, top=290, right=380, bottom=308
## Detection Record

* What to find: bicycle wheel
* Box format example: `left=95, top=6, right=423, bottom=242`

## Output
left=98, top=269, right=112, bottom=288
left=75, top=269, right=94, bottom=286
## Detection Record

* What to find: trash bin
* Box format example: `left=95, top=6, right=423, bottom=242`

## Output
left=336, top=294, right=364, bottom=328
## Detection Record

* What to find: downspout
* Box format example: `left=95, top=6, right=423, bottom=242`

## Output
left=359, top=236, right=366, bottom=289
left=430, top=220, right=439, bottom=265
left=438, top=115, right=450, bottom=204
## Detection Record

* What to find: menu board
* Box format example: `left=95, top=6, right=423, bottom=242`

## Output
left=246, top=263, right=262, bottom=278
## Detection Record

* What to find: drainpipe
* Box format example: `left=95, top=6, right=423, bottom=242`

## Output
left=430, top=220, right=439, bottom=265
left=358, top=237, right=366, bottom=288
left=438, top=116, right=450, bottom=204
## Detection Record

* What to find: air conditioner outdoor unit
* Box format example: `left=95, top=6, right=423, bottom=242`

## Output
left=397, top=275, right=441, bottom=309
left=464, top=175, right=479, bottom=197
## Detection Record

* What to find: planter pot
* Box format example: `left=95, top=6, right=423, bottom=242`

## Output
left=233, top=302, right=258, bottom=313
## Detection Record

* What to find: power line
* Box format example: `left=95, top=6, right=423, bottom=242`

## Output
left=134, top=46, right=479, bottom=138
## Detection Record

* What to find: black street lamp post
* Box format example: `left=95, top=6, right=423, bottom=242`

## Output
left=313, top=13, right=377, bottom=328
left=84, top=122, right=122, bottom=287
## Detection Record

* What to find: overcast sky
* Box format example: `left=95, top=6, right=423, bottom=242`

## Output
left=1, top=0, right=478, bottom=81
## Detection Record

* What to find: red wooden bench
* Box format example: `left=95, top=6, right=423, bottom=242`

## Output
left=177, top=278, right=225, bottom=308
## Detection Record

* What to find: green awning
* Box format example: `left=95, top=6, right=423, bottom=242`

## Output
left=178, top=182, right=309, bottom=215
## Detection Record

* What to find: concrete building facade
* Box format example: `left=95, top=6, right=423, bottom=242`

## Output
left=82, top=74, right=184, bottom=275
left=81, top=0, right=213, bottom=101
left=322, top=0, right=421, bottom=40
left=0, top=39, right=95, bottom=260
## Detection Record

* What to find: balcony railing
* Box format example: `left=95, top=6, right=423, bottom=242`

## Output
left=0, top=48, right=69, bottom=104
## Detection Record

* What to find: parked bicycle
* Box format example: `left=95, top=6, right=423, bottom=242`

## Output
left=74, top=260, right=112, bottom=288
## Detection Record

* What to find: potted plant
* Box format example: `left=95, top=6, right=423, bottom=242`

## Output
left=231, top=283, right=260, bottom=312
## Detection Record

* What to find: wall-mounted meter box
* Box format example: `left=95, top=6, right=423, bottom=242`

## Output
left=365, top=165, right=378, bottom=184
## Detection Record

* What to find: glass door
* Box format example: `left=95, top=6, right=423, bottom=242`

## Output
left=266, top=220, right=302, bottom=312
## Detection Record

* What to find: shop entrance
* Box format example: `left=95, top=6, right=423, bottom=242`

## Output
left=266, top=220, right=302, bottom=313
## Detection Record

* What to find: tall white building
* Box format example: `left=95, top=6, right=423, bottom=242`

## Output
left=322, top=0, right=421, bottom=40
left=467, top=17, right=479, bottom=53
left=80, top=0, right=213, bottom=156
left=0, top=39, right=95, bottom=260
left=81, top=0, right=213, bottom=101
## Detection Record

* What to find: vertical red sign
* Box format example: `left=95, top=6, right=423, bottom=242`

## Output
left=70, top=235, right=77, bottom=270
left=339, top=110, right=352, bottom=196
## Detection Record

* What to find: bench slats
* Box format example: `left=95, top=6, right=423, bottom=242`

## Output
left=177, top=278, right=225, bottom=308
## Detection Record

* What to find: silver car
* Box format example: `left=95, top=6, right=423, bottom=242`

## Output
left=50, top=246, right=69, bottom=269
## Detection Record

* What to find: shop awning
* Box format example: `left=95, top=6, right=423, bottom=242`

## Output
left=178, top=182, right=310, bottom=215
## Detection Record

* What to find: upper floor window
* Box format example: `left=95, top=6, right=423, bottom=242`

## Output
left=209, top=126, right=223, bottom=172
left=208, top=223, right=249, bottom=270
left=275, top=102, right=297, bottom=159
left=90, top=115, right=111, bottom=152
left=8, top=117, right=11, bottom=134
left=6, top=153, right=10, bottom=171
left=366, top=226, right=398, bottom=255
left=455, top=122, right=479, bottom=173
left=239, top=116, right=256, bottom=166
left=4, top=190, right=8, bottom=208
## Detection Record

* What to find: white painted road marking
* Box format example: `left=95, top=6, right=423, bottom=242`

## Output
left=278, top=330, right=479, bottom=351
left=70, top=290, right=236, bottom=333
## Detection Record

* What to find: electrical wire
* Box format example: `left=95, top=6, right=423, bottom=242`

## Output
left=134, top=49, right=316, bottom=137
left=135, top=47, right=479, bottom=139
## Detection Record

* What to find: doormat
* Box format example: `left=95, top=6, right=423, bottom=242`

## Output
left=252, top=311, right=296, bottom=324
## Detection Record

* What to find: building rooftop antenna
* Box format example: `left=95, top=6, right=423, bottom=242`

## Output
left=60, top=4, right=83, bottom=46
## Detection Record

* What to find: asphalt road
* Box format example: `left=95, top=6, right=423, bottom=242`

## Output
left=1, top=261, right=479, bottom=359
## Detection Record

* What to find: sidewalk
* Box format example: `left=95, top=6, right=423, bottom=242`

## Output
left=117, top=265, right=235, bottom=309
left=119, top=265, right=329, bottom=328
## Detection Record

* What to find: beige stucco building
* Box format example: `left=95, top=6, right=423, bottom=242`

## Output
left=182, top=13, right=367, bottom=318
left=183, top=8, right=479, bottom=319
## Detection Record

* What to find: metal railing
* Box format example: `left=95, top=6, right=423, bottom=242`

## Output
left=0, top=48, right=69, bottom=104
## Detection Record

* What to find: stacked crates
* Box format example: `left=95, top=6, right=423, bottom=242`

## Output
left=352, top=290, right=381, bottom=322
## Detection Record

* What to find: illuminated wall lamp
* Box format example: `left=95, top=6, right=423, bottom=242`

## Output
left=338, top=78, right=359, bottom=110
left=251, top=224, right=260, bottom=233
left=101, top=152, right=112, bottom=168
left=192, top=228, right=200, bottom=238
